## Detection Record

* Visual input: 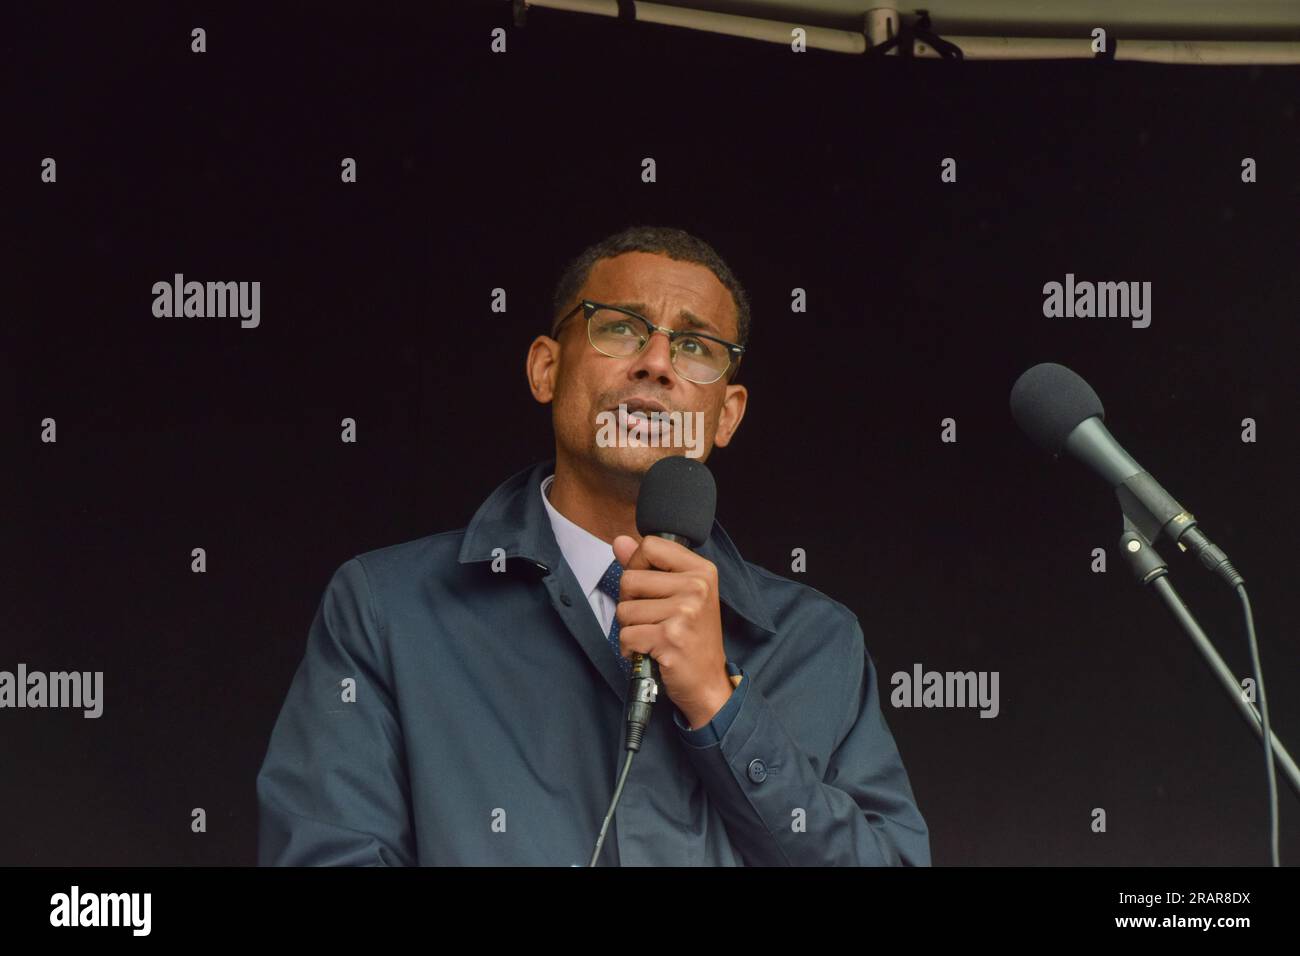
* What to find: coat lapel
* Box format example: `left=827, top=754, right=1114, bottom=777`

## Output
left=539, top=561, right=630, bottom=704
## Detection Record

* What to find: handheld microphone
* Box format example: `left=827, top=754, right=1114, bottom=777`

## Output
left=588, top=455, right=717, bottom=865
left=623, top=455, right=717, bottom=752
left=1009, top=362, right=1242, bottom=587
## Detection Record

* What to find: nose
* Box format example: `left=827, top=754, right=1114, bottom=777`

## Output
left=627, top=328, right=676, bottom=384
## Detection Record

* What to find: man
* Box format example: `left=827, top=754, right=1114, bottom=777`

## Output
left=256, top=225, right=930, bottom=866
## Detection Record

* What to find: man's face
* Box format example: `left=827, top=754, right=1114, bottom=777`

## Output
left=527, top=251, right=749, bottom=483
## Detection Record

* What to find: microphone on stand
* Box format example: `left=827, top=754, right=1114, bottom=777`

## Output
left=1009, top=362, right=1295, bottom=867
left=1009, top=362, right=1242, bottom=588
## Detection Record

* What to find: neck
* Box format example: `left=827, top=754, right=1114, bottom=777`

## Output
left=547, top=454, right=644, bottom=545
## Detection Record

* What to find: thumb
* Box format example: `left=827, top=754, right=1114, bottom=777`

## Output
left=612, top=534, right=639, bottom=566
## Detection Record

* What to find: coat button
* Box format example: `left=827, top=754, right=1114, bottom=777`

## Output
left=560, top=592, right=572, bottom=606
left=747, top=758, right=767, bottom=783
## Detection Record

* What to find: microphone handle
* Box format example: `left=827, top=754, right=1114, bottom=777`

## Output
left=1069, top=419, right=1243, bottom=589
left=623, top=531, right=692, bottom=751
left=1114, top=473, right=1244, bottom=589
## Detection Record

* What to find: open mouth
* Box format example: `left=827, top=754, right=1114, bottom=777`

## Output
left=614, top=401, right=673, bottom=439
left=614, top=398, right=669, bottom=416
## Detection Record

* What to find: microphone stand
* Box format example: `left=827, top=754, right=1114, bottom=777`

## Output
left=1118, top=515, right=1300, bottom=799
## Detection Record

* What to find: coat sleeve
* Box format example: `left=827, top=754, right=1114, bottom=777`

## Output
left=677, top=617, right=930, bottom=866
left=256, top=558, right=417, bottom=866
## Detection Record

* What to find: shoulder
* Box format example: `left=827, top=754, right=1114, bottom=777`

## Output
left=351, top=529, right=468, bottom=579
left=744, top=559, right=861, bottom=632
left=322, top=529, right=471, bottom=608
left=736, top=559, right=867, bottom=675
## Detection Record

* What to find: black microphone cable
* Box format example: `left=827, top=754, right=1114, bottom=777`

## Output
left=1236, top=583, right=1278, bottom=867
left=588, top=650, right=657, bottom=867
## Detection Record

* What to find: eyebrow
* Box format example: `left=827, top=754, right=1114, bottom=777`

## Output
left=613, top=302, right=724, bottom=337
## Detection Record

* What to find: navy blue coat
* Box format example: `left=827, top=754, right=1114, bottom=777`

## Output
left=256, top=460, right=930, bottom=865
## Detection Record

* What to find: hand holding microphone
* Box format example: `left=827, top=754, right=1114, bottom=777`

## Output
left=612, top=533, right=733, bottom=733
left=588, top=456, right=732, bottom=864
left=615, top=456, right=733, bottom=748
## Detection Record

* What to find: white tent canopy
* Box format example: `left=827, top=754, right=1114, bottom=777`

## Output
left=516, top=1, right=1300, bottom=63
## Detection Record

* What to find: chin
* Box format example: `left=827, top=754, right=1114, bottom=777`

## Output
left=590, top=444, right=679, bottom=478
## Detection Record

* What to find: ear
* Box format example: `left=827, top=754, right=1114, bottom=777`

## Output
left=526, top=335, right=561, bottom=403
left=711, top=382, right=748, bottom=448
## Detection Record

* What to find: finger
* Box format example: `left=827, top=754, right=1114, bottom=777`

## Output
left=617, top=623, right=662, bottom=660
left=616, top=569, right=686, bottom=600
left=627, top=535, right=710, bottom=573
left=612, top=534, right=639, bottom=568
left=617, top=538, right=655, bottom=572
left=615, top=596, right=679, bottom=628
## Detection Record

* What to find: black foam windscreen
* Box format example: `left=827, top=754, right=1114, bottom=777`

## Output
left=1010, top=362, right=1106, bottom=454
left=635, top=456, right=717, bottom=548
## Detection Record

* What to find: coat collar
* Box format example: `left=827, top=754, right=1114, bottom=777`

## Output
left=458, top=460, right=777, bottom=635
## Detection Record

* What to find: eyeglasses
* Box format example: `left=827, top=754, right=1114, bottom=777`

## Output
left=551, top=299, right=745, bottom=385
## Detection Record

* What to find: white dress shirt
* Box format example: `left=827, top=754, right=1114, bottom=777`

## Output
left=539, top=474, right=618, bottom=635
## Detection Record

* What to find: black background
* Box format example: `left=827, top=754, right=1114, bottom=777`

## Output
left=4, top=2, right=1299, bottom=865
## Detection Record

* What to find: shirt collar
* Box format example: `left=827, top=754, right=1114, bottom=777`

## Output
left=538, top=473, right=615, bottom=599
left=457, top=460, right=777, bottom=635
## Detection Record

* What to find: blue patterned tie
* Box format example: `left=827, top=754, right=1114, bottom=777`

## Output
left=596, top=559, right=630, bottom=677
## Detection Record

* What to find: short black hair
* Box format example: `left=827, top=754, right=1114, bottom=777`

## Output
left=548, top=225, right=751, bottom=349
